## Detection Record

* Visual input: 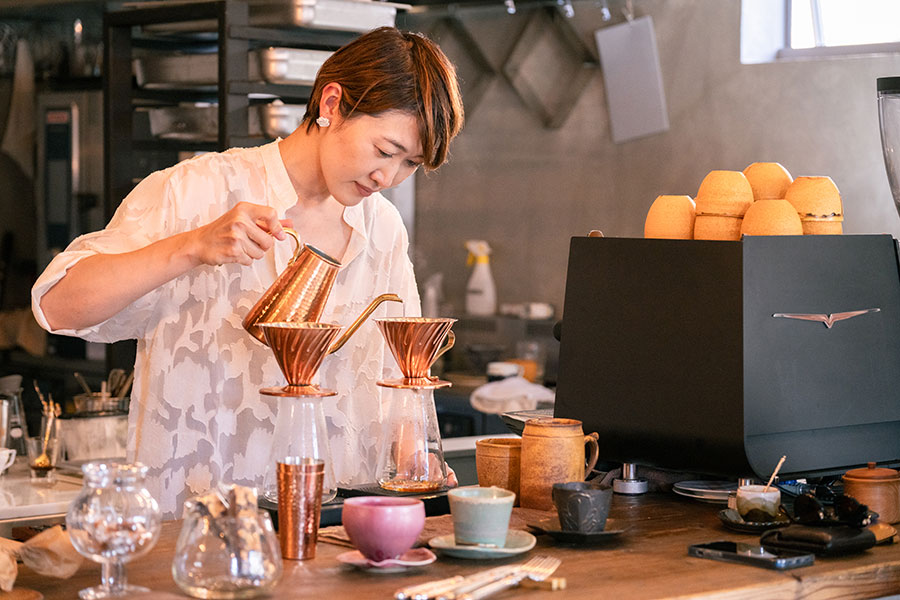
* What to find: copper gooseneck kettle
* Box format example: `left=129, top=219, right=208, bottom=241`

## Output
left=243, top=229, right=402, bottom=350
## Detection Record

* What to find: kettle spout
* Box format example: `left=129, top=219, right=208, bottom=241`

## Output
left=328, top=293, right=403, bottom=354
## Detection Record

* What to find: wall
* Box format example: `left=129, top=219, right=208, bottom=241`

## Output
left=407, top=0, right=900, bottom=315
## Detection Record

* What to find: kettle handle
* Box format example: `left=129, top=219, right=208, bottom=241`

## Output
left=282, top=228, right=303, bottom=264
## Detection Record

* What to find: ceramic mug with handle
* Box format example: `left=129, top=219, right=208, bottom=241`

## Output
left=519, top=418, right=599, bottom=510
left=0, top=448, right=16, bottom=475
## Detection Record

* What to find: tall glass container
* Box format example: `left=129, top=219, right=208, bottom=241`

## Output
left=261, top=392, right=336, bottom=504
left=377, top=388, right=446, bottom=492
left=878, top=77, right=900, bottom=217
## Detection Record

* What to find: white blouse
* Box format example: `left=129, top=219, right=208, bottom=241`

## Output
left=31, top=141, right=420, bottom=517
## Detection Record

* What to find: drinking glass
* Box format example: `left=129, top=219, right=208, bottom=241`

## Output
left=66, top=462, right=162, bottom=598
left=25, top=433, right=60, bottom=485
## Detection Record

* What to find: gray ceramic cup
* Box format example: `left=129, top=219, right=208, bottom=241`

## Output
left=448, top=485, right=515, bottom=547
left=552, top=482, right=613, bottom=533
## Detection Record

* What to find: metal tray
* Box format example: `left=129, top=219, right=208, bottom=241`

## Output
left=143, top=101, right=307, bottom=141
left=248, top=0, right=401, bottom=32
left=140, top=0, right=404, bottom=34
left=134, top=47, right=330, bottom=88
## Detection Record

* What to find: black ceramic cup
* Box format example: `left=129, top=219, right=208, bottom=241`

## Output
left=551, top=482, right=613, bottom=533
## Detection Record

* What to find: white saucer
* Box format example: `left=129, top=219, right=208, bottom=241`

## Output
left=673, top=480, right=736, bottom=504
left=336, top=548, right=437, bottom=573
left=428, top=530, right=536, bottom=559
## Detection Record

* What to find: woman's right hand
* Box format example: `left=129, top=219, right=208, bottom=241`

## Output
left=190, top=202, right=289, bottom=267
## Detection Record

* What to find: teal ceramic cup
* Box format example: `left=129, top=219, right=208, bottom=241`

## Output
left=448, top=486, right=515, bottom=547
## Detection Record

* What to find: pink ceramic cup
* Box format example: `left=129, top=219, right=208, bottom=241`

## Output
left=341, top=497, right=425, bottom=562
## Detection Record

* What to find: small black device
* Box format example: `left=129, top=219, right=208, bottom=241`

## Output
left=688, top=541, right=814, bottom=570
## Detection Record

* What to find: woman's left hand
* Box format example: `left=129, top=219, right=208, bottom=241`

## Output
left=444, top=464, right=459, bottom=488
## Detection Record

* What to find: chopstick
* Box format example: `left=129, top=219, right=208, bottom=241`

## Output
left=73, top=372, right=92, bottom=395
left=116, top=370, right=134, bottom=399
left=395, top=564, right=523, bottom=600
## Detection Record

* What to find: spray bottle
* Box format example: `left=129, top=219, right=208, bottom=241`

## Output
left=465, top=240, right=497, bottom=316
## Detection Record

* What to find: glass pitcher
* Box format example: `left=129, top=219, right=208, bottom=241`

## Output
left=66, top=462, right=162, bottom=599
left=172, top=497, right=283, bottom=599
left=0, top=388, right=26, bottom=454
left=377, top=388, right=447, bottom=492
left=262, top=393, right=336, bottom=504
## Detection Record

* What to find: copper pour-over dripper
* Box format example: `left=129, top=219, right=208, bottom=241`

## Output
left=259, top=322, right=342, bottom=397
left=375, top=318, right=457, bottom=389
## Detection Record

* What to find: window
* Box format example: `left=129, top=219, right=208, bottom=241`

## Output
left=789, top=0, right=900, bottom=50
left=740, top=0, right=900, bottom=64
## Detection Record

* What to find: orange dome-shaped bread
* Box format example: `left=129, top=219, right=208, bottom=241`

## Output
left=644, top=195, right=696, bottom=239
left=695, top=170, right=754, bottom=217
left=802, top=220, right=843, bottom=235
left=693, top=215, right=743, bottom=241
left=740, top=199, right=803, bottom=236
left=742, top=162, right=793, bottom=201
left=785, top=176, right=843, bottom=235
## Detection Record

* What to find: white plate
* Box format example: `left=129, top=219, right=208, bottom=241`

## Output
left=673, top=481, right=736, bottom=498
left=672, top=488, right=729, bottom=504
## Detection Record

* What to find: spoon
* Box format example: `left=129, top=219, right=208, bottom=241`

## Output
left=32, top=380, right=47, bottom=414
left=32, top=408, right=55, bottom=469
left=32, top=397, right=58, bottom=469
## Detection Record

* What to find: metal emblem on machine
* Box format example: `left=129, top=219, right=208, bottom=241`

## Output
left=772, top=308, right=881, bottom=328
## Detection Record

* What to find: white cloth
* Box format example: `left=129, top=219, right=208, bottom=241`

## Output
left=469, top=376, right=555, bottom=415
left=31, top=141, right=420, bottom=517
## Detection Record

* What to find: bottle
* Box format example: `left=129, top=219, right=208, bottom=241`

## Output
left=422, top=273, right=442, bottom=318
left=465, top=240, right=497, bottom=316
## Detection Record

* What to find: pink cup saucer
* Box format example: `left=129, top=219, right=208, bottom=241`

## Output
left=336, top=547, right=437, bottom=573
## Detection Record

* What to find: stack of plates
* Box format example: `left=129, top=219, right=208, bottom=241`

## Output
left=672, top=480, right=736, bottom=504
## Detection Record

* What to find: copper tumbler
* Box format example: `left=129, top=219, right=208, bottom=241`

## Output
left=277, top=457, right=324, bottom=560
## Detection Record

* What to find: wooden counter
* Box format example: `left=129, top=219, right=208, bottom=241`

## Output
left=14, top=492, right=900, bottom=599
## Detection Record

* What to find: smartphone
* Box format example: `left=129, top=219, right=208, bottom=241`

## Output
left=688, top=541, right=814, bottom=570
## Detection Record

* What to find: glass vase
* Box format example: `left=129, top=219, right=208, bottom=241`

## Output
left=66, top=462, right=161, bottom=599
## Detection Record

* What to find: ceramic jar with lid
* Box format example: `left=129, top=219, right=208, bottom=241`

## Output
left=843, top=462, right=900, bottom=524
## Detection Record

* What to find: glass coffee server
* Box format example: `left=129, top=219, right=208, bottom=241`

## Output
left=258, top=322, right=340, bottom=504
left=374, top=317, right=456, bottom=492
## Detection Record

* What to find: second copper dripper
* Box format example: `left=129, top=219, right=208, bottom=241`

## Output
left=374, top=317, right=456, bottom=389
left=277, top=457, right=324, bottom=560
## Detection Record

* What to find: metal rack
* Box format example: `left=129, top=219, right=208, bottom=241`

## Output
left=101, top=0, right=359, bottom=371
left=102, top=0, right=357, bottom=220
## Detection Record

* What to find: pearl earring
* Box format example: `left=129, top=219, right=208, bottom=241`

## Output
left=316, top=116, right=330, bottom=128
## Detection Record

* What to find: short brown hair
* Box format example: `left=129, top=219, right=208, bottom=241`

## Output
left=305, top=27, right=464, bottom=170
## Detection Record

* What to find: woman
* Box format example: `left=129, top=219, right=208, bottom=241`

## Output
left=31, top=27, right=464, bottom=516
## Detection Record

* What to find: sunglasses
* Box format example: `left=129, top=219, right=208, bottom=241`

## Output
left=782, top=492, right=872, bottom=528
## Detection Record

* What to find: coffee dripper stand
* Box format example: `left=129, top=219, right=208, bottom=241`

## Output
left=374, top=318, right=457, bottom=493
left=258, top=322, right=342, bottom=505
